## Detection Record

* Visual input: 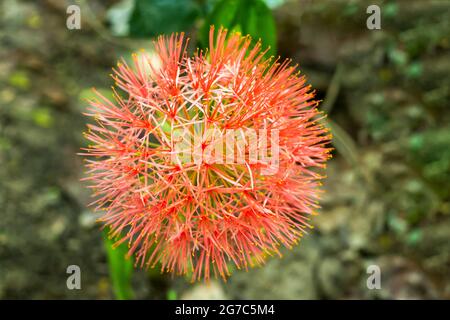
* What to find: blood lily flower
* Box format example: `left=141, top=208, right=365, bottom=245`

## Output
left=81, top=27, right=331, bottom=281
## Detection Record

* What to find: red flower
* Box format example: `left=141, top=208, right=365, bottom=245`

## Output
left=82, top=27, right=331, bottom=281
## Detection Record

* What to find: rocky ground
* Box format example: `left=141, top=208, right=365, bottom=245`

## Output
left=0, top=0, right=449, bottom=299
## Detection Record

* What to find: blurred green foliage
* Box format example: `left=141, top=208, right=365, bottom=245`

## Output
left=409, top=128, right=450, bottom=199
left=124, top=0, right=276, bottom=56
left=199, top=0, right=277, bottom=56
left=103, top=229, right=134, bottom=300
left=8, top=71, right=30, bottom=90
left=129, top=0, right=201, bottom=37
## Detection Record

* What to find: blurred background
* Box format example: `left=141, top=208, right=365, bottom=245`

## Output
left=0, top=0, right=449, bottom=299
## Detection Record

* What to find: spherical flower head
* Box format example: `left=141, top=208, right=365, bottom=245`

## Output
left=82, top=27, right=331, bottom=281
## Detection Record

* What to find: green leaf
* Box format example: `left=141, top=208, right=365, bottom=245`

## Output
left=102, top=229, right=134, bottom=300
left=200, top=0, right=277, bottom=57
left=129, top=0, right=200, bottom=38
